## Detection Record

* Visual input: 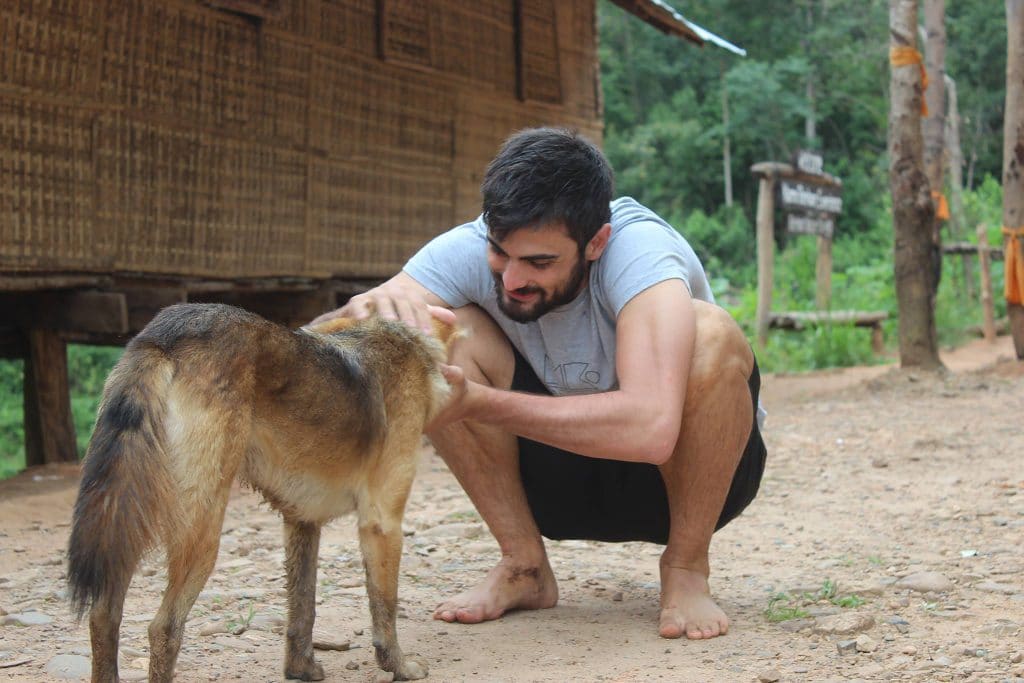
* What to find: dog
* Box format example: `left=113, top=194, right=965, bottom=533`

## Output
left=67, top=302, right=457, bottom=682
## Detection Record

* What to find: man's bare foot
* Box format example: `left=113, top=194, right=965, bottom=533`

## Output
left=658, top=565, right=729, bottom=639
left=433, top=557, right=558, bottom=624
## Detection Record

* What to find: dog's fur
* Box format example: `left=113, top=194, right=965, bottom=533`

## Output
left=67, top=303, right=456, bottom=682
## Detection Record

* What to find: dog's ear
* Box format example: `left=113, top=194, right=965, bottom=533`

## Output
left=430, top=317, right=464, bottom=352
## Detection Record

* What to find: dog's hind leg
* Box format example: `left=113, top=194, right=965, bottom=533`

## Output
left=147, top=513, right=225, bottom=683
left=358, top=475, right=428, bottom=681
left=283, top=519, right=325, bottom=681
left=88, top=590, right=127, bottom=683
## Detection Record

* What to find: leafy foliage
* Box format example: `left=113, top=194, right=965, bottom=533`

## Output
left=598, top=0, right=1006, bottom=372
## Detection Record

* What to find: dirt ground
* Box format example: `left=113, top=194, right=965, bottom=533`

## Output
left=1, top=336, right=1022, bottom=683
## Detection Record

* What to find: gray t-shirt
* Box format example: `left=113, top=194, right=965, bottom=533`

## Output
left=404, top=197, right=715, bottom=396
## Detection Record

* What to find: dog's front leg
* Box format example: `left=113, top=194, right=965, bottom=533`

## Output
left=358, top=511, right=428, bottom=680
left=283, top=519, right=325, bottom=681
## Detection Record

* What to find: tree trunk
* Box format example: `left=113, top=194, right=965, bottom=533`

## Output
left=889, top=0, right=944, bottom=369
left=922, top=0, right=946, bottom=295
left=722, top=71, right=733, bottom=207
left=944, top=74, right=974, bottom=300
left=1003, top=0, right=1024, bottom=357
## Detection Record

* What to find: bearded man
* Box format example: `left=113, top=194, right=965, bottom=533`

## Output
left=313, top=127, right=766, bottom=639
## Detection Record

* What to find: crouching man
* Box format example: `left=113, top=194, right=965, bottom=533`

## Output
left=313, top=127, right=766, bottom=639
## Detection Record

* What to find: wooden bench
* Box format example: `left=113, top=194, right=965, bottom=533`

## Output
left=769, top=310, right=889, bottom=353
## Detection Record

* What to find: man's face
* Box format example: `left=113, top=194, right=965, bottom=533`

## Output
left=486, top=224, right=588, bottom=323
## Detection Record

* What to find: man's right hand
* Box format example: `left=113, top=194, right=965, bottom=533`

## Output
left=307, top=272, right=451, bottom=333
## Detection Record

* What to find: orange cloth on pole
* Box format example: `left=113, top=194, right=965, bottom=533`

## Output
left=889, top=46, right=929, bottom=117
left=1004, top=226, right=1024, bottom=305
left=931, top=191, right=949, bottom=221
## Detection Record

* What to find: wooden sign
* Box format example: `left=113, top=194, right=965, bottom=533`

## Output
left=786, top=213, right=834, bottom=238
left=779, top=180, right=843, bottom=215
left=795, top=150, right=824, bottom=175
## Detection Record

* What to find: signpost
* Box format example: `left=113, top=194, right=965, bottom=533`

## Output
left=751, top=154, right=865, bottom=347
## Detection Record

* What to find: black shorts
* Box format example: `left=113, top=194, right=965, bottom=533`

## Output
left=514, top=348, right=767, bottom=545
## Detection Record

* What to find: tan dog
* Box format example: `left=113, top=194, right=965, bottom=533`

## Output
left=67, top=303, right=456, bottom=682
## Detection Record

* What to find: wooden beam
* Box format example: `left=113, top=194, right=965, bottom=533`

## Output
left=120, top=288, right=187, bottom=333
left=0, top=291, right=128, bottom=334
left=23, top=329, right=77, bottom=466
left=815, top=235, right=833, bottom=310
left=189, top=289, right=338, bottom=329
left=0, top=328, right=27, bottom=359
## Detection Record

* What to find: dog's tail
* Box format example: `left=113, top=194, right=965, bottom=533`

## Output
left=67, top=345, right=179, bottom=620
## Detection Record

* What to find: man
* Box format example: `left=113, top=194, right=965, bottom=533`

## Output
left=313, top=128, right=766, bottom=639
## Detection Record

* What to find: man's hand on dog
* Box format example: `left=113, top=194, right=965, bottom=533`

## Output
left=309, top=281, right=455, bottom=334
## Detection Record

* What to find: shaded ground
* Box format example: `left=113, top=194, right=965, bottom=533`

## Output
left=1, top=336, right=1022, bottom=682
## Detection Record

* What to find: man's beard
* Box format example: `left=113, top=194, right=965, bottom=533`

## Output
left=493, top=255, right=588, bottom=323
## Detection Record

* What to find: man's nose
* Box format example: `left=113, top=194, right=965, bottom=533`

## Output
left=503, top=262, right=528, bottom=291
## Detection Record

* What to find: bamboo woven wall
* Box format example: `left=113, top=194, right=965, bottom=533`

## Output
left=0, top=0, right=602, bottom=281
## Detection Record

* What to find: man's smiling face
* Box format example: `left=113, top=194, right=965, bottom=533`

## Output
left=486, top=223, right=589, bottom=323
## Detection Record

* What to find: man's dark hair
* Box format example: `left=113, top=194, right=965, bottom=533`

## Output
left=481, top=127, right=614, bottom=251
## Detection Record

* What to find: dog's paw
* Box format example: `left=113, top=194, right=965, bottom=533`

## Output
left=284, top=658, right=325, bottom=681
left=393, top=655, right=429, bottom=681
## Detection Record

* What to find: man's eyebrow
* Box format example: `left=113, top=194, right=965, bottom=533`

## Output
left=486, top=236, right=560, bottom=261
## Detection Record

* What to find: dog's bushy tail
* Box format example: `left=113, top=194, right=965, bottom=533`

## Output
left=67, top=346, right=179, bottom=620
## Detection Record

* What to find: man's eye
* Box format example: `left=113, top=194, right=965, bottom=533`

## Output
left=531, top=261, right=553, bottom=270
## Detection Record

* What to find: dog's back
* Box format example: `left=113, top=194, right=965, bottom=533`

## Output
left=68, top=303, right=451, bottom=682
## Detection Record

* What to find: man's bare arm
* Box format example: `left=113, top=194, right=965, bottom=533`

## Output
left=308, top=271, right=453, bottom=332
left=437, top=279, right=695, bottom=465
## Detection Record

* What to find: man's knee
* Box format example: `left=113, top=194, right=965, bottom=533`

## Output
left=450, top=305, right=515, bottom=389
left=690, top=301, right=754, bottom=387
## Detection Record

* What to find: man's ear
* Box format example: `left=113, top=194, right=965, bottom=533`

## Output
left=584, top=223, right=612, bottom=261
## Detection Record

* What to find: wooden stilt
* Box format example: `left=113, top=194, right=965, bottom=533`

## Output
left=977, top=225, right=996, bottom=343
left=23, top=329, right=77, bottom=467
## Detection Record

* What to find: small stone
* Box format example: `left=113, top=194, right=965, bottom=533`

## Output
left=199, top=621, right=229, bottom=636
left=757, top=669, right=782, bottom=682
left=314, top=640, right=352, bottom=651
left=855, top=634, right=878, bottom=653
left=345, top=660, right=360, bottom=670
left=2, top=612, right=52, bottom=626
left=44, top=654, right=92, bottom=679
left=933, top=655, right=953, bottom=666
left=813, top=613, right=875, bottom=635
left=373, top=672, right=395, bottom=683
left=974, top=581, right=1018, bottom=595
left=248, top=614, right=286, bottom=632
left=896, top=571, right=954, bottom=593
left=902, top=646, right=918, bottom=655
left=871, top=458, right=888, bottom=468
left=979, top=620, right=1019, bottom=636
left=611, top=591, right=623, bottom=602
left=837, top=639, right=858, bottom=655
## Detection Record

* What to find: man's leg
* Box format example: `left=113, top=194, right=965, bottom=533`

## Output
left=657, top=301, right=756, bottom=639
left=427, top=305, right=558, bottom=623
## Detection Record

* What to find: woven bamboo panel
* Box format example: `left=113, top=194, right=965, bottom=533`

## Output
left=379, top=0, right=431, bottom=68
left=256, top=33, right=310, bottom=148
left=0, top=97, right=104, bottom=270
left=430, top=2, right=516, bottom=94
left=556, top=1, right=600, bottom=120
left=309, top=52, right=455, bottom=171
left=0, top=0, right=102, bottom=95
left=315, top=0, right=377, bottom=56
left=261, top=0, right=309, bottom=35
left=99, top=1, right=261, bottom=130
left=94, top=113, right=307, bottom=277
left=307, top=158, right=454, bottom=278
left=518, top=0, right=562, bottom=104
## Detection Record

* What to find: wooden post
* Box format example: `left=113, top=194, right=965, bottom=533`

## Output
left=755, top=175, right=776, bottom=347
left=23, top=329, right=77, bottom=466
left=815, top=234, right=833, bottom=310
left=977, top=225, right=997, bottom=342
